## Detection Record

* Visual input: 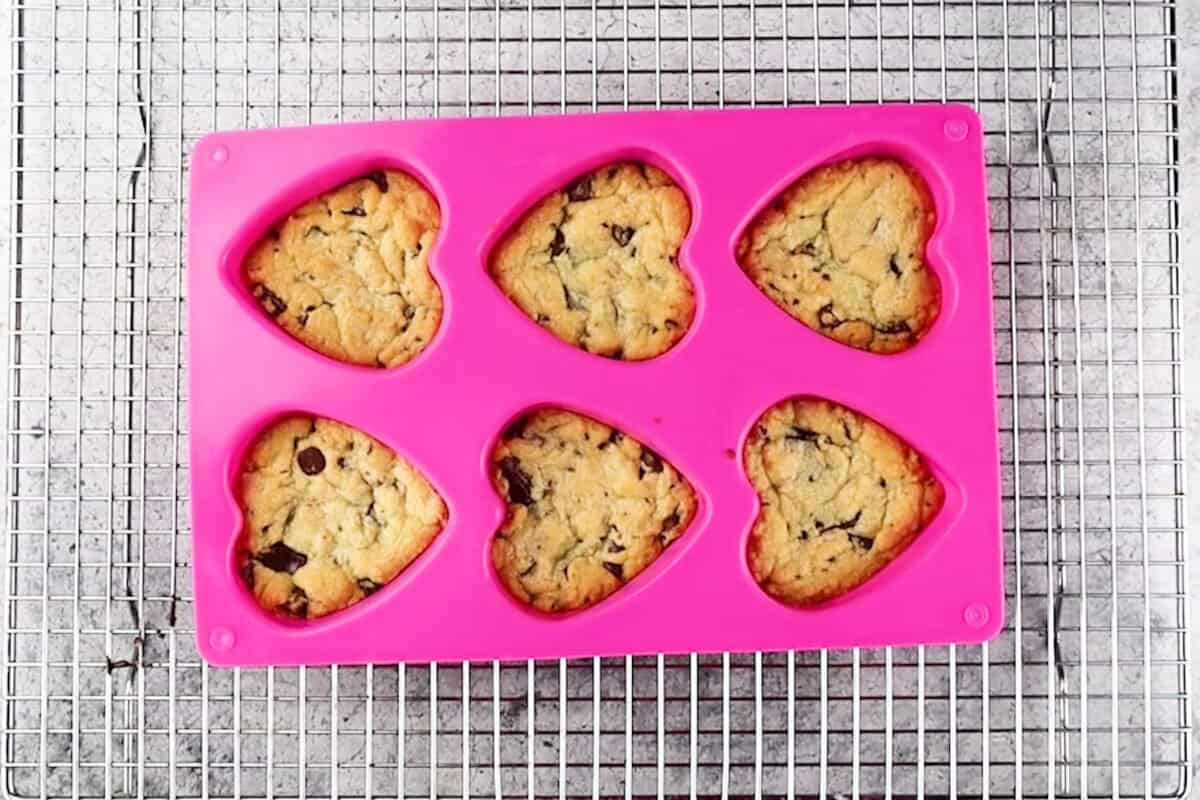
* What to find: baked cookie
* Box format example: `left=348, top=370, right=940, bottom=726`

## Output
left=490, top=162, right=694, bottom=360
left=737, top=157, right=939, bottom=353
left=239, top=416, right=446, bottom=619
left=745, top=398, right=943, bottom=605
left=245, top=169, right=442, bottom=367
left=491, top=409, right=697, bottom=612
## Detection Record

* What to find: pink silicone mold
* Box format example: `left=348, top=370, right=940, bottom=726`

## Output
left=188, top=105, right=1002, bottom=667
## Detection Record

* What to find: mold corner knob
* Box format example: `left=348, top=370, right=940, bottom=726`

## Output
left=963, top=603, right=990, bottom=629
left=209, top=626, right=236, bottom=652
left=944, top=119, right=969, bottom=142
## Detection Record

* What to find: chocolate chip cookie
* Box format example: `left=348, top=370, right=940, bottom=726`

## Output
left=245, top=169, right=442, bottom=367
left=490, top=162, right=694, bottom=360
left=737, top=157, right=939, bottom=353
left=745, top=398, right=943, bottom=605
left=239, top=416, right=446, bottom=619
left=491, top=409, right=697, bottom=613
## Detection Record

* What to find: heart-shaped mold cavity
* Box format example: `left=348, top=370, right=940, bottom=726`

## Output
left=238, top=415, right=447, bottom=619
left=489, top=161, right=694, bottom=360
left=491, top=408, right=697, bottom=613
left=736, top=156, right=940, bottom=354
left=744, top=397, right=943, bottom=605
left=244, top=169, right=443, bottom=368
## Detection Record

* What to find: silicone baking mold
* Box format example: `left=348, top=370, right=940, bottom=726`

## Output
left=188, top=104, right=1001, bottom=667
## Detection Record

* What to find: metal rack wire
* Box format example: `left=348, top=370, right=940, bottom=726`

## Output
left=2, top=0, right=1190, bottom=797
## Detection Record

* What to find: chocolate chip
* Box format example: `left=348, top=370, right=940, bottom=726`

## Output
left=791, top=241, right=817, bottom=257
left=357, top=578, right=382, bottom=595
left=502, top=416, right=527, bottom=440
left=640, top=448, right=664, bottom=473
left=253, top=284, right=287, bottom=317
left=342, top=207, right=367, bottom=217
left=799, top=530, right=810, bottom=540
left=888, top=255, right=903, bottom=277
left=607, top=540, right=626, bottom=553
left=365, top=171, right=389, bottom=193
left=661, top=512, right=681, bottom=532
left=282, top=587, right=309, bottom=617
left=403, top=306, right=416, bottom=320
left=848, top=534, right=874, bottom=551
left=786, top=426, right=820, bottom=443
left=337, top=457, right=348, bottom=469
left=817, top=303, right=841, bottom=329
left=305, top=226, right=328, bottom=238
left=269, top=228, right=281, bottom=241
left=498, top=456, right=534, bottom=506
left=549, top=228, right=567, bottom=258
left=610, top=225, right=635, bottom=247
left=566, top=175, right=593, bottom=201
left=879, top=478, right=887, bottom=488
left=297, top=446, right=326, bottom=476
left=256, top=541, right=308, bottom=574
left=602, top=561, right=623, bottom=579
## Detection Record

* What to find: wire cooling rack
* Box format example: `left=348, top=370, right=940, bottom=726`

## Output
left=2, top=0, right=1190, bottom=797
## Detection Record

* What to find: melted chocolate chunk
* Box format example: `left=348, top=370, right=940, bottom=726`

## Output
left=848, top=534, right=875, bottom=551
left=566, top=175, right=593, bottom=201
left=357, top=578, right=382, bottom=595
left=817, top=302, right=841, bottom=329
left=661, top=512, right=681, bottom=533
left=598, top=430, right=623, bottom=449
left=253, top=284, right=287, bottom=318
left=498, top=456, right=534, bottom=506
left=610, top=225, right=635, bottom=247
left=640, top=448, right=664, bottom=473
left=365, top=171, right=389, bottom=193
left=256, top=541, right=308, bottom=574
left=282, top=587, right=309, bottom=617
left=549, top=227, right=567, bottom=258
left=297, top=446, right=326, bottom=476
left=785, top=426, right=821, bottom=443
left=818, top=510, right=862, bottom=535
left=874, top=320, right=912, bottom=335
left=602, top=561, right=623, bottom=579
left=342, top=207, right=367, bottom=217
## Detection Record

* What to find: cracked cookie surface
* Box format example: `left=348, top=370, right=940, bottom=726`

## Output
left=239, top=416, right=446, bottom=619
left=737, top=157, right=939, bottom=353
left=745, top=398, right=943, bottom=605
left=245, top=170, right=442, bottom=367
left=491, top=409, right=697, bottom=613
left=490, top=162, right=694, bottom=360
